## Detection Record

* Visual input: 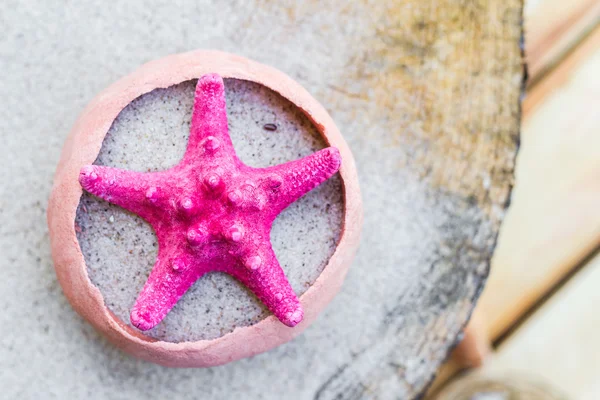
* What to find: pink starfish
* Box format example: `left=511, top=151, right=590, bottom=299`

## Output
left=79, top=74, right=341, bottom=330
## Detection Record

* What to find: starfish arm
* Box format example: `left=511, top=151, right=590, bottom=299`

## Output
left=130, top=248, right=201, bottom=331
left=79, top=165, right=166, bottom=223
left=263, top=147, right=342, bottom=215
left=185, top=74, right=235, bottom=161
left=232, top=242, right=304, bottom=327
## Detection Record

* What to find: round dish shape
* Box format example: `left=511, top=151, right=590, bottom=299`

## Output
left=48, top=50, right=363, bottom=367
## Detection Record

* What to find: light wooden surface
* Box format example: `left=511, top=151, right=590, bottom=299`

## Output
left=524, top=26, right=600, bottom=115
left=483, top=250, right=600, bottom=399
left=479, top=27, right=600, bottom=342
left=525, top=0, right=600, bottom=83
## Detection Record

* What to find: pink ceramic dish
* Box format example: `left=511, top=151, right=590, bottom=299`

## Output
left=48, top=50, right=362, bottom=367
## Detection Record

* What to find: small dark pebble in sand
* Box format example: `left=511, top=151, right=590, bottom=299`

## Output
left=263, top=123, right=277, bottom=131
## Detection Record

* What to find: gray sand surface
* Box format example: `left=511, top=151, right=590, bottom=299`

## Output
left=75, top=79, right=344, bottom=342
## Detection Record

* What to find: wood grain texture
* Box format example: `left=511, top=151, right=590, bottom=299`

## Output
left=526, top=0, right=600, bottom=84
left=430, top=27, right=600, bottom=398
left=485, top=250, right=600, bottom=400
left=479, top=35, right=600, bottom=342
left=524, top=25, right=600, bottom=115
left=440, top=250, right=600, bottom=399
left=1, top=0, right=522, bottom=399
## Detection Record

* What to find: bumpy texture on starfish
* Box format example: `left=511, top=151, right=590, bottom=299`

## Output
left=79, top=74, right=342, bottom=330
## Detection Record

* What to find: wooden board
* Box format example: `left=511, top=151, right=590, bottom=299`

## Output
left=428, top=16, right=600, bottom=399
left=1, top=1, right=523, bottom=399
left=525, top=0, right=600, bottom=84
left=481, top=250, right=600, bottom=399
left=524, top=25, right=600, bottom=115
left=479, top=27, right=600, bottom=342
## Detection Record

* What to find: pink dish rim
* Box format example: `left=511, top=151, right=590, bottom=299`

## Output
left=47, top=50, right=363, bottom=367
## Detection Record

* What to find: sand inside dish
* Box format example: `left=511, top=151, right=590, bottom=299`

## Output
left=75, top=79, right=344, bottom=342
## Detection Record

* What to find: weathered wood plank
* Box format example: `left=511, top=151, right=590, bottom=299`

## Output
left=307, top=1, right=523, bottom=398
left=480, top=250, right=600, bottom=399
left=526, top=0, right=600, bottom=84
left=428, top=23, right=600, bottom=400
left=480, top=27, right=600, bottom=342
left=524, top=25, right=600, bottom=115
left=1, top=1, right=522, bottom=399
